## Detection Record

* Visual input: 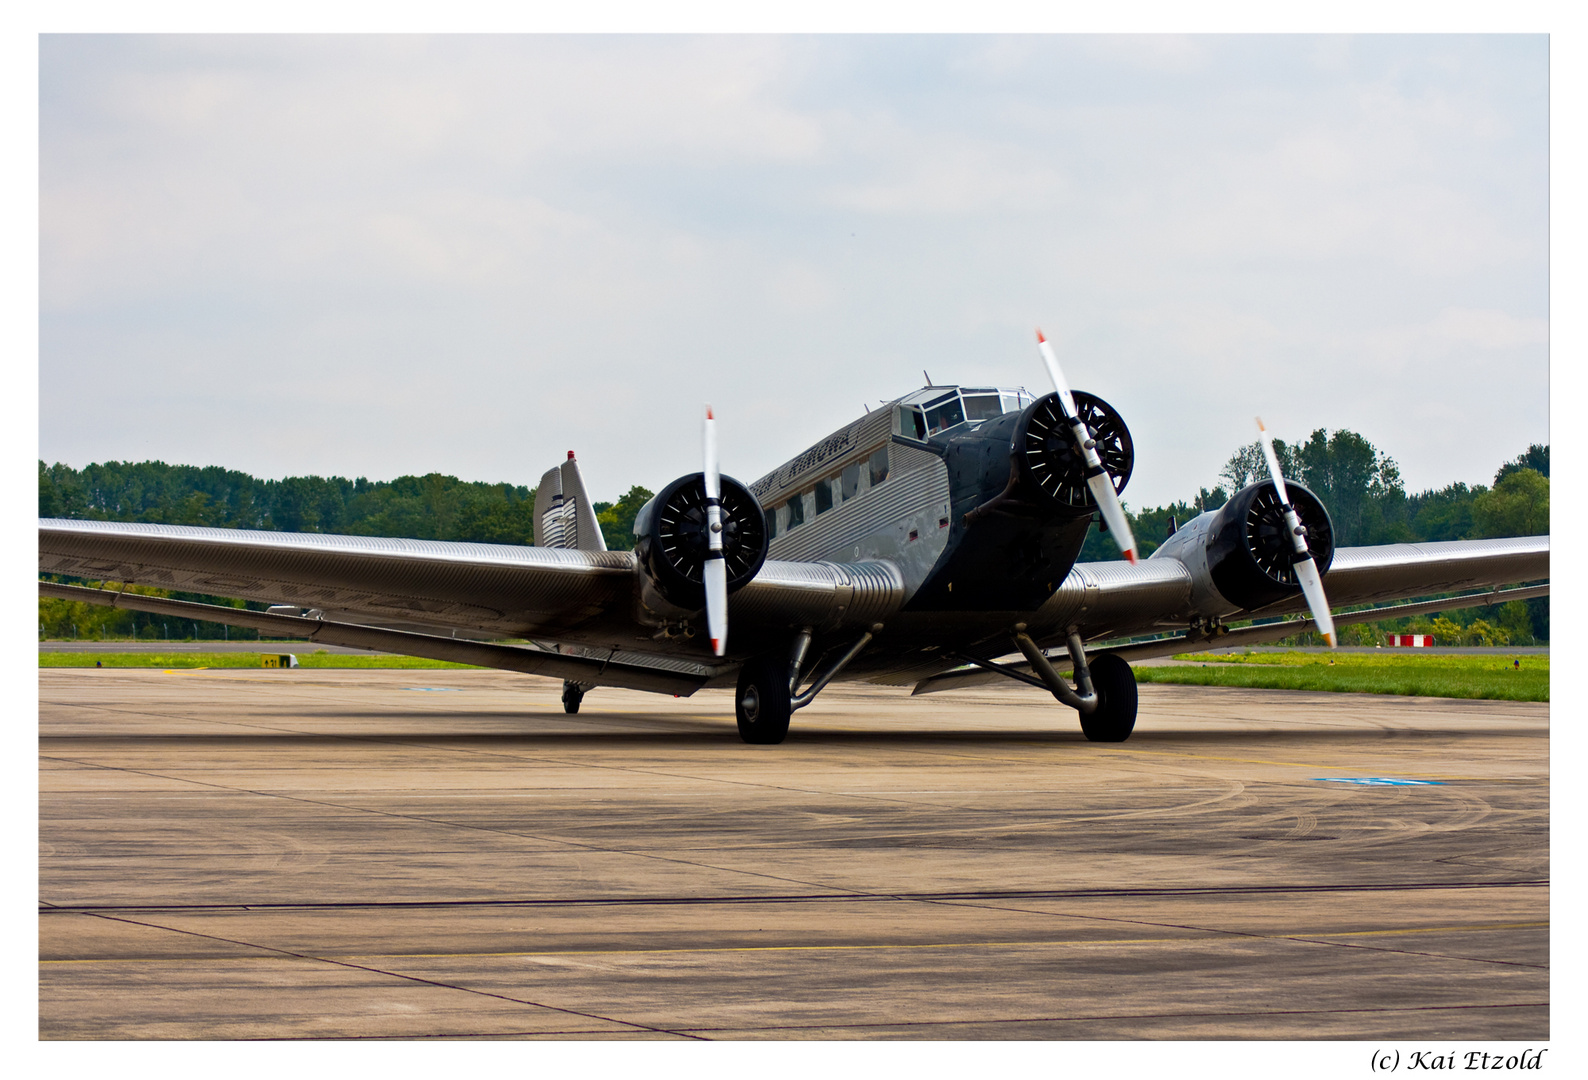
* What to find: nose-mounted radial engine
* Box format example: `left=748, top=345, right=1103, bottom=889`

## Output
left=917, top=380, right=1136, bottom=613
left=1012, top=390, right=1134, bottom=516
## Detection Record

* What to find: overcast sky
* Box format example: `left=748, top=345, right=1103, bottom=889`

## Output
left=39, top=34, right=1548, bottom=509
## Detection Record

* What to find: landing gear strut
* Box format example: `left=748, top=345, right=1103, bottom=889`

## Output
left=735, top=624, right=883, bottom=745
left=1009, top=627, right=1138, bottom=742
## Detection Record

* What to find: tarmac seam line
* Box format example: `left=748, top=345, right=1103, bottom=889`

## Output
left=64, top=909, right=706, bottom=1041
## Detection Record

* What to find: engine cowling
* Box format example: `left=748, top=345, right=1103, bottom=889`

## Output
left=1199, top=479, right=1335, bottom=611
left=632, top=472, right=769, bottom=613
left=1012, top=390, right=1134, bottom=517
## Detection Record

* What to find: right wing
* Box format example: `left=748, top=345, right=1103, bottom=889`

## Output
left=40, top=518, right=635, bottom=639
left=38, top=518, right=905, bottom=690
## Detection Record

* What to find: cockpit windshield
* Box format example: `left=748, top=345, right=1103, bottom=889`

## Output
left=960, top=390, right=1005, bottom=423
left=894, top=384, right=1037, bottom=439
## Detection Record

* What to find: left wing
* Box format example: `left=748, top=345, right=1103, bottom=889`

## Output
left=1032, top=535, right=1549, bottom=644
left=912, top=535, right=1549, bottom=694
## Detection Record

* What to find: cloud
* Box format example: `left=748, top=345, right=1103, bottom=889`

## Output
left=39, top=35, right=1548, bottom=508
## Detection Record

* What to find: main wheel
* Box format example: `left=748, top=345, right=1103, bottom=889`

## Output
left=735, top=655, right=792, bottom=744
left=1078, top=653, right=1137, bottom=742
left=562, top=681, right=586, bottom=715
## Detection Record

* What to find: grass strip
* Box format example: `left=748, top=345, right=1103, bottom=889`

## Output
left=39, top=652, right=479, bottom=670
left=1141, top=651, right=1547, bottom=702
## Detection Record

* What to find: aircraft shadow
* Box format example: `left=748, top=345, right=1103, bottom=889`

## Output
left=39, top=717, right=1546, bottom=748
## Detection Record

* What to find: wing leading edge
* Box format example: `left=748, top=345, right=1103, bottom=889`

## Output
left=37, top=518, right=905, bottom=667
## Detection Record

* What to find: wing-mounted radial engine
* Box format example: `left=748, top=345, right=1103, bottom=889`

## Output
left=632, top=410, right=769, bottom=653
left=1154, top=477, right=1336, bottom=617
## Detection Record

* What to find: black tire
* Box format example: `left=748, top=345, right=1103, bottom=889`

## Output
left=1079, top=653, right=1137, bottom=742
left=561, top=681, right=586, bottom=715
left=735, top=655, right=792, bottom=744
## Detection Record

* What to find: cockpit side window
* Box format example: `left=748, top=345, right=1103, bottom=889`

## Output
left=924, top=396, right=966, bottom=434
left=895, top=404, right=927, bottom=440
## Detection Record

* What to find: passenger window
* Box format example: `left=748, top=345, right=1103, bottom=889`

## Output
left=814, top=479, right=834, bottom=515
left=841, top=461, right=862, bottom=500
left=766, top=505, right=778, bottom=539
left=786, top=496, right=805, bottom=529
left=869, top=446, right=890, bottom=486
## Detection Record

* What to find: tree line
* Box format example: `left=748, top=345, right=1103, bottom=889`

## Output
left=39, top=431, right=1547, bottom=642
left=1072, top=434, right=1548, bottom=644
left=38, top=461, right=656, bottom=641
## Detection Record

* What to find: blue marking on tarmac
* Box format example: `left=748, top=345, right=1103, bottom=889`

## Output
left=1314, top=777, right=1444, bottom=786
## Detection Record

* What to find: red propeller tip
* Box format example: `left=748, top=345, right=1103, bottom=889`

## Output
left=566, top=450, right=575, bottom=460
left=1125, top=550, right=1138, bottom=565
left=706, top=407, right=714, bottom=420
left=1035, top=328, right=1046, bottom=343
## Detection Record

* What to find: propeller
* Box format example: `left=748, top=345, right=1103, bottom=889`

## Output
left=1255, top=417, right=1336, bottom=647
left=1035, top=330, right=1138, bottom=563
left=702, top=406, right=729, bottom=657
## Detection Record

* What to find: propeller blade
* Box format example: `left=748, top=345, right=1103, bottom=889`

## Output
left=1254, top=417, right=1336, bottom=647
left=1294, top=556, right=1337, bottom=647
left=1035, top=329, right=1138, bottom=564
left=1035, top=329, right=1079, bottom=420
left=704, top=557, right=728, bottom=658
left=1255, top=416, right=1290, bottom=506
left=703, top=407, right=728, bottom=656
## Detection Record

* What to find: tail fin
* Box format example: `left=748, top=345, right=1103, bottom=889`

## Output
left=533, top=452, right=608, bottom=551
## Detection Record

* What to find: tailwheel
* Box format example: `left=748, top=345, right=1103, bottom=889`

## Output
left=1079, top=653, right=1137, bottom=742
left=562, top=681, right=587, bottom=715
left=735, top=654, right=792, bottom=744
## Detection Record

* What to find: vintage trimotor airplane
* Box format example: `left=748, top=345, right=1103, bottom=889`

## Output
left=39, top=333, right=1549, bottom=744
